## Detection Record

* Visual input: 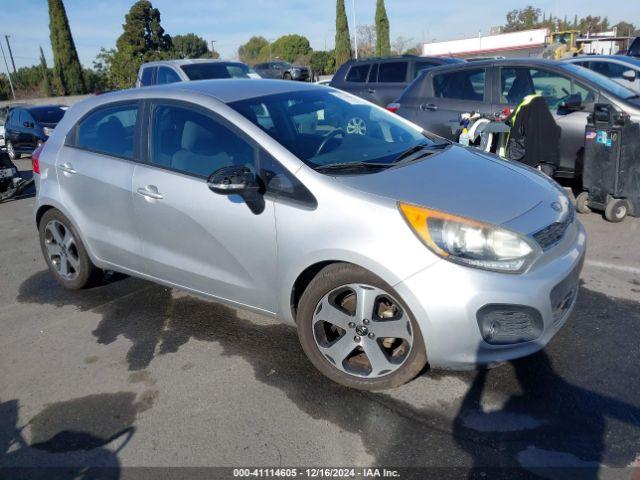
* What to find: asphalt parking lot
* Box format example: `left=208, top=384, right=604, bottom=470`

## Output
left=1, top=158, right=640, bottom=479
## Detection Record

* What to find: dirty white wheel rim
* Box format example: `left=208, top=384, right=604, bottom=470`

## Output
left=44, top=220, right=80, bottom=281
left=312, top=284, right=413, bottom=379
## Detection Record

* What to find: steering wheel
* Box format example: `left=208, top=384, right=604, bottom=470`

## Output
left=315, top=128, right=344, bottom=157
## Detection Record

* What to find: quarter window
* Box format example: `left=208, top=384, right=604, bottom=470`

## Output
left=434, top=69, right=485, bottom=101
left=73, top=103, right=138, bottom=158
left=155, top=67, right=181, bottom=85
left=378, top=62, right=408, bottom=83
left=346, top=64, right=371, bottom=83
left=150, top=103, right=255, bottom=178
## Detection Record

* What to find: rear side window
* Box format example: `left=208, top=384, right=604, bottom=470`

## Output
left=346, top=64, right=371, bottom=82
left=140, top=67, right=154, bottom=86
left=433, top=69, right=485, bottom=101
left=378, top=62, right=408, bottom=83
left=368, top=63, right=379, bottom=82
left=71, top=103, right=139, bottom=159
left=150, top=103, right=255, bottom=177
left=156, top=67, right=181, bottom=85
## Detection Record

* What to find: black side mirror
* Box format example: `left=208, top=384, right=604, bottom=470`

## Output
left=622, top=69, right=637, bottom=82
left=558, top=93, right=583, bottom=111
left=207, top=165, right=264, bottom=214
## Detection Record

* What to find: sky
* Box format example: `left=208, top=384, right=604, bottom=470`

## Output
left=2, top=0, right=639, bottom=70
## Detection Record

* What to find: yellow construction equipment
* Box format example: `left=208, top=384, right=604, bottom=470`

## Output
left=543, top=30, right=584, bottom=59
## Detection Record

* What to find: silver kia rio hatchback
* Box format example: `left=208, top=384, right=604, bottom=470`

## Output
left=33, top=79, right=586, bottom=390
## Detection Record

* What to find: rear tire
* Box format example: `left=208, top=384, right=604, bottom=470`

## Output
left=38, top=209, right=101, bottom=289
left=296, top=263, right=427, bottom=390
left=575, top=191, right=591, bottom=214
left=604, top=199, right=629, bottom=223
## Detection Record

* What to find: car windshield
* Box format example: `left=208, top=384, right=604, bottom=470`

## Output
left=229, top=89, right=438, bottom=169
left=29, top=106, right=66, bottom=124
left=181, top=63, right=251, bottom=80
left=561, top=63, right=637, bottom=99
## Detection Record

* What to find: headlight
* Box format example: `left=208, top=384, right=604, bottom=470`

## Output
left=399, top=202, right=536, bottom=273
left=43, top=127, right=54, bottom=136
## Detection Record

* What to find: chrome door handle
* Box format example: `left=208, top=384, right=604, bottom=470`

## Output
left=367, top=88, right=376, bottom=94
left=136, top=186, right=163, bottom=200
left=58, top=162, right=76, bottom=174
left=420, top=103, right=438, bottom=111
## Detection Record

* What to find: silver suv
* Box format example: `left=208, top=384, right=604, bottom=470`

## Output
left=33, top=80, right=586, bottom=390
left=136, top=59, right=260, bottom=87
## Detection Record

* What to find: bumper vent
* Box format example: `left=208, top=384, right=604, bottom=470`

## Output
left=476, top=304, right=544, bottom=345
left=533, top=208, right=575, bottom=251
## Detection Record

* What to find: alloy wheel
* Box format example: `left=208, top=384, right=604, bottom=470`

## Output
left=312, top=284, right=413, bottom=378
left=44, top=220, right=80, bottom=280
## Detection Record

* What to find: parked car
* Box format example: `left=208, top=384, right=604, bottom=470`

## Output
left=136, top=59, right=260, bottom=87
left=330, top=55, right=464, bottom=107
left=564, top=55, right=640, bottom=94
left=253, top=61, right=311, bottom=81
left=33, top=79, right=585, bottom=390
left=4, top=104, right=66, bottom=160
left=392, top=59, right=640, bottom=179
left=621, top=37, right=640, bottom=57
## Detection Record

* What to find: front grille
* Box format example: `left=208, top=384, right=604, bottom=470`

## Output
left=533, top=208, right=575, bottom=251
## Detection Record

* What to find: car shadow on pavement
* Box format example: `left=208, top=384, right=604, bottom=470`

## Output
left=14, top=270, right=640, bottom=477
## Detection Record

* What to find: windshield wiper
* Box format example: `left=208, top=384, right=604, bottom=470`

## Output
left=392, top=141, right=450, bottom=165
left=313, top=161, right=392, bottom=173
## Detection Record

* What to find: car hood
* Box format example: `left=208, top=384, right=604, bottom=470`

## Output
left=334, top=145, right=565, bottom=227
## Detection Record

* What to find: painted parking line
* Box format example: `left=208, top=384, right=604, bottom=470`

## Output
left=585, top=260, right=640, bottom=276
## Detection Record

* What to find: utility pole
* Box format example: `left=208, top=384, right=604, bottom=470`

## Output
left=210, top=40, right=216, bottom=55
left=0, top=40, right=16, bottom=100
left=352, top=0, right=358, bottom=59
left=4, top=35, right=17, bottom=75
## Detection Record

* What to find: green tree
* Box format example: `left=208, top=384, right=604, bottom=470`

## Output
left=238, top=36, right=269, bottom=64
left=48, top=0, right=86, bottom=95
left=172, top=33, right=210, bottom=59
left=375, top=0, right=390, bottom=56
left=257, top=34, right=311, bottom=63
left=39, top=46, right=52, bottom=97
left=335, top=0, right=352, bottom=67
left=614, top=21, right=638, bottom=36
left=504, top=6, right=542, bottom=32
left=108, top=0, right=173, bottom=89
left=309, top=50, right=336, bottom=75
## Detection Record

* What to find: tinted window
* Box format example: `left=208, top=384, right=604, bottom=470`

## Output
left=368, top=63, right=379, bottom=82
left=259, top=150, right=315, bottom=205
left=378, top=62, right=408, bottom=83
left=151, top=103, right=255, bottom=177
left=560, top=63, right=636, bottom=99
left=30, top=106, right=65, bottom=124
left=156, top=67, right=181, bottom=85
left=590, top=61, right=629, bottom=79
left=414, top=61, right=438, bottom=79
left=74, top=103, right=138, bottom=158
left=434, top=69, right=485, bottom=100
left=181, top=62, right=251, bottom=80
left=140, top=67, right=154, bottom=86
left=629, top=37, right=640, bottom=56
left=346, top=64, right=370, bottom=82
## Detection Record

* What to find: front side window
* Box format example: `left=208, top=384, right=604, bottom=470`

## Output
left=155, top=67, right=181, bottom=85
left=150, top=103, right=255, bottom=178
left=140, top=67, right=154, bottom=86
left=73, top=103, right=138, bottom=158
left=229, top=89, right=434, bottom=170
left=378, top=62, right=408, bottom=83
left=346, top=64, right=370, bottom=82
left=591, top=61, right=628, bottom=79
left=434, top=69, right=485, bottom=101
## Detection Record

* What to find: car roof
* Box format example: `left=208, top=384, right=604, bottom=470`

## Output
left=8, top=104, right=65, bottom=112
left=141, top=59, right=244, bottom=68
left=424, top=57, right=577, bottom=72
left=567, top=55, right=640, bottom=66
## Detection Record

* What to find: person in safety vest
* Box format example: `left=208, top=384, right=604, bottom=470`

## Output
left=506, top=94, right=561, bottom=177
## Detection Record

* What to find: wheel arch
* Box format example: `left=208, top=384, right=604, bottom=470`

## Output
left=290, top=260, right=341, bottom=322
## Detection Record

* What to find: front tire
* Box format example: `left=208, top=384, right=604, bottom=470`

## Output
left=38, top=209, right=101, bottom=289
left=6, top=140, right=19, bottom=160
left=296, top=263, right=427, bottom=390
left=283, top=72, right=292, bottom=80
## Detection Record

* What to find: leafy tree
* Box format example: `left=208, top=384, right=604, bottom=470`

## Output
left=614, top=21, right=639, bottom=36
left=335, top=0, right=352, bottom=67
left=375, top=0, right=390, bottom=56
left=48, top=0, right=86, bottom=95
left=108, top=0, right=173, bottom=89
left=257, top=34, right=311, bottom=63
left=504, top=6, right=542, bottom=32
left=39, top=46, right=52, bottom=97
left=309, top=50, right=336, bottom=75
left=238, top=36, right=269, bottom=65
left=172, top=33, right=210, bottom=59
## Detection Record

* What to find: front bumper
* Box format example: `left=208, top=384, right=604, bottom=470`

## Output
left=394, top=220, right=587, bottom=369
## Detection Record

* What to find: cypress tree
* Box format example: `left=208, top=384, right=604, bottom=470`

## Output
left=48, top=0, right=85, bottom=95
left=39, top=46, right=52, bottom=97
left=375, top=0, right=390, bottom=56
left=335, top=0, right=352, bottom=67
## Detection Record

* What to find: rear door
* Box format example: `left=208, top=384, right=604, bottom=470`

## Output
left=340, top=62, right=372, bottom=100
left=369, top=60, right=408, bottom=106
left=412, top=67, right=491, bottom=139
left=59, top=101, right=143, bottom=271
left=131, top=100, right=278, bottom=312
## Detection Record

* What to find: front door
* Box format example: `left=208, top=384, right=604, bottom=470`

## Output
left=57, top=101, right=143, bottom=271
left=132, top=100, right=278, bottom=313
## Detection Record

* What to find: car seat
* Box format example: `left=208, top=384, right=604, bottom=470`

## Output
left=171, top=120, right=233, bottom=177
